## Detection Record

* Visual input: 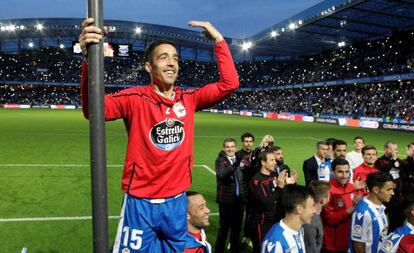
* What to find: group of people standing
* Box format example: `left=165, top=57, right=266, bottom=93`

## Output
left=214, top=133, right=414, bottom=253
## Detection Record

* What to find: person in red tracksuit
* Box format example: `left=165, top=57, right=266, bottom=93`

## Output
left=321, top=158, right=362, bottom=253
left=353, top=145, right=379, bottom=196
left=79, top=19, right=239, bottom=253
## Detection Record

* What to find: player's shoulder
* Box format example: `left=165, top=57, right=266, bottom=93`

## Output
left=111, top=85, right=147, bottom=97
left=264, top=223, right=283, bottom=239
left=379, top=232, right=404, bottom=253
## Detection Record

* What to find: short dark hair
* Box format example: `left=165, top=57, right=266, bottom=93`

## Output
left=325, top=138, right=337, bottom=146
left=187, top=191, right=200, bottom=198
left=331, top=158, right=349, bottom=171
left=316, top=140, right=328, bottom=149
left=366, top=171, right=393, bottom=191
left=144, top=40, right=177, bottom=63
left=362, top=145, right=377, bottom=155
left=282, top=185, right=314, bottom=214
left=384, top=140, right=397, bottom=148
left=223, top=138, right=236, bottom=147
left=268, top=146, right=282, bottom=153
left=354, top=136, right=365, bottom=143
left=333, top=140, right=347, bottom=150
left=241, top=132, right=255, bottom=142
left=260, top=149, right=275, bottom=162
left=407, top=142, right=414, bottom=148
left=308, top=181, right=330, bottom=202
left=403, top=193, right=414, bottom=217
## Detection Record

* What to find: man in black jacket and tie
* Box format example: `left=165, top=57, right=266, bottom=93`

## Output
left=215, top=138, right=247, bottom=253
left=303, top=140, right=329, bottom=186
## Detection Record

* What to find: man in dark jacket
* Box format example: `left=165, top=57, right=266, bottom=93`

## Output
left=249, top=148, right=296, bottom=253
left=215, top=138, right=247, bottom=253
left=236, top=132, right=256, bottom=247
left=402, top=142, right=414, bottom=197
left=303, top=140, right=329, bottom=185
left=375, top=140, right=406, bottom=232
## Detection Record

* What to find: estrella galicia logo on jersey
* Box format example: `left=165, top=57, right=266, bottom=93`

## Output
left=150, top=118, right=185, bottom=151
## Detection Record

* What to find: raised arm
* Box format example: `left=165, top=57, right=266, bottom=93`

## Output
left=187, top=21, right=239, bottom=110
left=78, top=18, right=130, bottom=121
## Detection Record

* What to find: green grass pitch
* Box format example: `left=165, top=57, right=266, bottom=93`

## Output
left=0, top=108, right=411, bottom=252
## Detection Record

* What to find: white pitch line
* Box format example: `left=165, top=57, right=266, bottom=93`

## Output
left=0, top=213, right=219, bottom=223
left=200, top=165, right=216, bottom=175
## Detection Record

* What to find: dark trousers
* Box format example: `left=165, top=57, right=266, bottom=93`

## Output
left=251, top=220, right=274, bottom=253
left=243, top=203, right=251, bottom=238
left=215, top=199, right=244, bottom=253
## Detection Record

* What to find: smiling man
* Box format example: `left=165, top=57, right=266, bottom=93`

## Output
left=261, top=184, right=315, bottom=253
left=79, top=19, right=239, bottom=253
left=185, top=191, right=212, bottom=253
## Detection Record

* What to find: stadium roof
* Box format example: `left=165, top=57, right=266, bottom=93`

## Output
left=246, top=0, right=414, bottom=57
left=0, top=0, right=413, bottom=58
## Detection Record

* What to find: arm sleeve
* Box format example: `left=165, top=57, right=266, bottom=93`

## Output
left=351, top=210, right=371, bottom=243
left=250, top=179, right=282, bottom=210
left=322, top=197, right=351, bottom=225
left=215, top=157, right=235, bottom=180
left=80, top=62, right=132, bottom=121
left=193, top=40, right=239, bottom=111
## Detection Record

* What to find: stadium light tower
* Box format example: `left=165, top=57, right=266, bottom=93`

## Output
left=338, top=41, right=346, bottom=47
left=28, top=42, right=34, bottom=48
left=271, top=31, right=278, bottom=38
left=241, top=41, right=253, bottom=51
left=288, top=22, right=297, bottom=30
left=36, top=23, right=43, bottom=31
left=135, top=26, right=142, bottom=34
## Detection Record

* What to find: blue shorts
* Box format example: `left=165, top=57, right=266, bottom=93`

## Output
left=112, top=192, right=187, bottom=253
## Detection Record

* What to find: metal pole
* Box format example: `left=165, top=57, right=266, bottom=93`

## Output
left=87, top=0, right=109, bottom=252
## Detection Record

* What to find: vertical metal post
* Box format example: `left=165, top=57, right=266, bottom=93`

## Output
left=87, top=0, right=109, bottom=252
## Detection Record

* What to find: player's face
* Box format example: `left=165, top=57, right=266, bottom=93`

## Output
left=224, top=141, right=236, bottom=157
left=334, top=144, right=347, bottom=159
left=385, top=144, right=398, bottom=157
left=354, top=139, right=364, bottom=151
left=188, top=194, right=210, bottom=229
left=316, top=144, right=329, bottom=159
left=273, top=149, right=284, bottom=164
left=263, top=153, right=277, bottom=172
left=242, top=137, right=254, bottom=152
left=333, top=164, right=350, bottom=185
left=145, top=43, right=179, bottom=88
left=377, top=181, right=395, bottom=203
left=407, top=145, right=414, bottom=157
left=300, top=197, right=316, bottom=224
left=363, top=149, right=377, bottom=166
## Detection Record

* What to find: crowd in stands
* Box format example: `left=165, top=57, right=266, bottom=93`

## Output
left=215, top=81, right=414, bottom=119
left=1, top=81, right=412, bottom=120
left=1, top=30, right=414, bottom=119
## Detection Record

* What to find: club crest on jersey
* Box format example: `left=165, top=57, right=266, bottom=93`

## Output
left=336, top=199, right=344, bottom=208
left=150, top=118, right=185, bottom=151
left=173, top=102, right=186, bottom=118
left=122, top=248, right=130, bottom=253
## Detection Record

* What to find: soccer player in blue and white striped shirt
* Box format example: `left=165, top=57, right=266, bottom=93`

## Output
left=379, top=193, right=414, bottom=253
left=350, top=172, right=395, bottom=253
left=261, top=185, right=315, bottom=253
